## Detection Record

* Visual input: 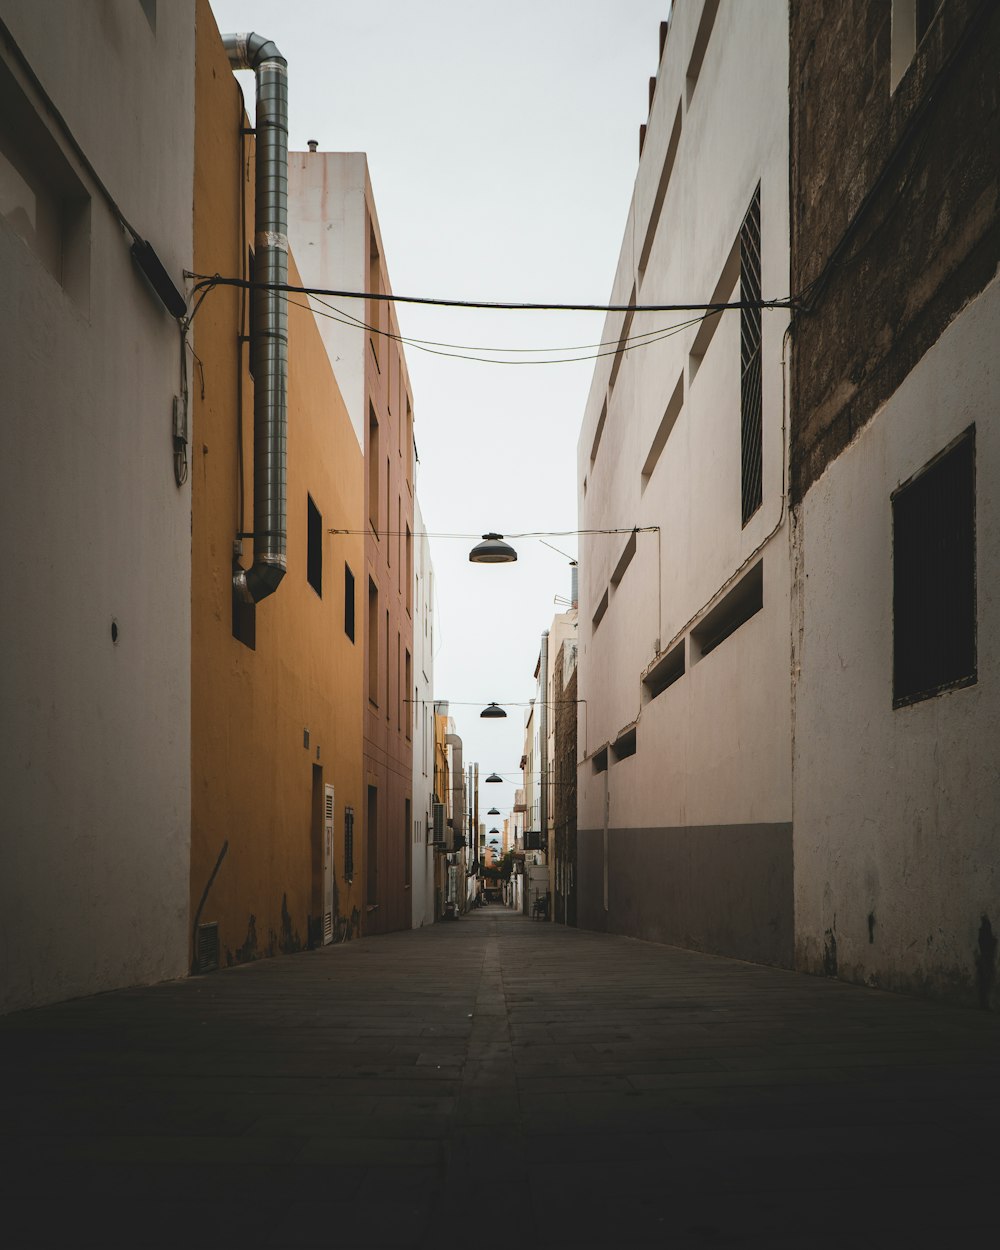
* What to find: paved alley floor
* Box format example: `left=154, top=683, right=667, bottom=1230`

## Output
left=1, top=906, right=999, bottom=1248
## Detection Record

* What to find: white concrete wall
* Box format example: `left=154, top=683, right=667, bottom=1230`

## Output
left=793, top=277, right=1000, bottom=1002
left=411, top=494, right=436, bottom=927
left=0, top=0, right=194, bottom=1012
left=574, top=0, right=792, bottom=960
left=578, top=0, right=790, bottom=822
left=287, top=151, right=369, bottom=450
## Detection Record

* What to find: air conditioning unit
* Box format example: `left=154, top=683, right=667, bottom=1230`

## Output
left=525, top=831, right=542, bottom=851
left=431, top=803, right=446, bottom=844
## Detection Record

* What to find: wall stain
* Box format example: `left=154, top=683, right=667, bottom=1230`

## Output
left=975, top=915, right=997, bottom=1010
left=867, top=911, right=876, bottom=944
left=822, top=927, right=838, bottom=977
left=226, top=913, right=258, bottom=966
left=270, top=893, right=303, bottom=956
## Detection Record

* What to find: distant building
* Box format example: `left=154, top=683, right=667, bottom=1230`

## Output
left=0, top=0, right=195, bottom=1011
left=576, top=2, right=793, bottom=963
left=411, top=498, right=436, bottom=927
left=788, top=0, right=1000, bottom=1007
left=288, top=151, right=416, bottom=937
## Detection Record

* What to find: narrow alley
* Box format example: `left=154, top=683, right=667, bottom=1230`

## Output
left=2, top=907, right=998, bottom=1249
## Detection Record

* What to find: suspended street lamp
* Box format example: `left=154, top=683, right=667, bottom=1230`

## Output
left=480, top=702, right=507, bottom=719
left=485, top=772, right=503, bottom=783
left=469, top=533, right=517, bottom=564
left=487, top=807, right=500, bottom=815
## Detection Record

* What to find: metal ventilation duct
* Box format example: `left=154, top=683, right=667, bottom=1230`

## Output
left=223, top=32, right=289, bottom=603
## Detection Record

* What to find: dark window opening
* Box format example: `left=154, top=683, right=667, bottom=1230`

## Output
left=893, top=428, right=976, bottom=707
left=592, top=747, right=608, bottom=775
left=344, top=806, right=355, bottom=881
left=366, top=786, right=378, bottom=907
left=644, top=641, right=685, bottom=701
left=368, top=405, right=380, bottom=533
left=740, top=185, right=763, bottom=526
left=368, top=579, right=379, bottom=704
left=344, top=564, right=355, bottom=641
left=612, top=727, right=637, bottom=761
left=692, top=560, right=763, bottom=660
left=306, top=495, right=322, bottom=596
left=404, top=797, right=412, bottom=887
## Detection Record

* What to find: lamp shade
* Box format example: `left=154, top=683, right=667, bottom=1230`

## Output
left=489, top=828, right=500, bottom=836
left=485, top=772, right=503, bottom=783
left=480, top=702, right=507, bottom=719
left=487, top=807, right=500, bottom=815
left=469, top=533, right=517, bottom=564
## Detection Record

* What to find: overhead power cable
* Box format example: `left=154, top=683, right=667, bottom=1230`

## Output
left=185, top=271, right=798, bottom=315
left=290, top=296, right=706, bottom=366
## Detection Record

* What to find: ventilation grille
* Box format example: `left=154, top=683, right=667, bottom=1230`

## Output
left=740, top=185, right=763, bottom=526
left=323, top=910, right=333, bottom=943
left=432, top=802, right=445, bottom=843
left=195, top=922, right=219, bottom=974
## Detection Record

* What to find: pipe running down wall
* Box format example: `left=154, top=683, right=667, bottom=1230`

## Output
left=223, top=32, right=289, bottom=604
left=446, top=734, right=464, bottom=849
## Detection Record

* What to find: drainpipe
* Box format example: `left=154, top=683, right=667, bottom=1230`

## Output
left=224, top=32, right=289, bottom=603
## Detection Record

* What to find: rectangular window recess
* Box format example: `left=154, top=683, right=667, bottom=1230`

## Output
left=638, top=101, right=682, bottom=285
left=344, top=563, right=355, bottom=642
left=0, top=57, right=91, bottom=309
left=691, top=560, right=763, bottom=661
left=306, top=495, right=322, bottom=596
left=892, top=426, right=976, bottom=707
left=590, top=399, right=608, bottom=464
left=686, top=0, right=720, bottom=107
left=688, top=233, right=739, bottom=385
left=592, top=587, right=609, bottom=631
left=890, top=0, right=942, bottom=92
left=641, top=371, right=684, bottom=488
left=740, top=185, right=763, bottom=527
left=643, top=640, right=685, bottom=701
left=592, top=747, right=608, bottom=774
left=608, top=287, right=636, bottom=395
left=612, top=726, right=637, bottom=761
left=611, top=529, right=637, bottom=589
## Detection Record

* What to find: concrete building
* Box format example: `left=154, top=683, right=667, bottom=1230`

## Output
left=288, top=151, right=416, bottom=937
left=411, top=497, right=436, bottom=928
left=788, top=0, right=1000, bottom=1008
left=0, top=0, right=195, bottom=1011
left=576, top=1, right=793, bottom=964
left=189, top=3, right=365, bottom=969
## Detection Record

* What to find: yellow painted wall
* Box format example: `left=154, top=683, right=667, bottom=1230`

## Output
left=191, top=0, right=364, bottom=965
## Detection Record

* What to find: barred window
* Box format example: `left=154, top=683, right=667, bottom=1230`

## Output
left=740, top=185, right=763, bottom=526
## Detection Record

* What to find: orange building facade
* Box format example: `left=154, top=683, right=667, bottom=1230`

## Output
left=190, top=0, right=365, bottom=968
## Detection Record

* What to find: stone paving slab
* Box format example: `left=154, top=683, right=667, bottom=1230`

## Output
left=1, top=906, right=999, bottom=1247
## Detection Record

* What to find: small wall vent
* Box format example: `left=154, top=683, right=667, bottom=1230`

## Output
left=195, top=922, right=219, bottom=974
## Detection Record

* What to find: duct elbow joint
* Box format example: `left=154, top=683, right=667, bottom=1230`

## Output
left=234, top=557, right=286, bottom=605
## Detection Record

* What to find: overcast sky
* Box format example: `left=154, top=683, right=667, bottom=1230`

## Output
left=208, top=0, right=667, bottom=824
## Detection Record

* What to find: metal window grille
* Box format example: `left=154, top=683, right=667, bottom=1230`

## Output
left=740, top=186, right=763, bottom=526
left=344, top=805, right=355, bottom=881
left=893, top=429, right=976, bottom=706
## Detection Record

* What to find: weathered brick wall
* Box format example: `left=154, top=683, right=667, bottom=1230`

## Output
left=789, top=0, right=1000, bottom=501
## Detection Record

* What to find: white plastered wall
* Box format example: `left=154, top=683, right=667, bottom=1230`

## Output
left=287, top=151, right=369, bottom=450
left=0, top=0, right=194, bottom=1012
left=792, top=276, right=1000, bottom=998
left=576, top=0, right=791, bottom=840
